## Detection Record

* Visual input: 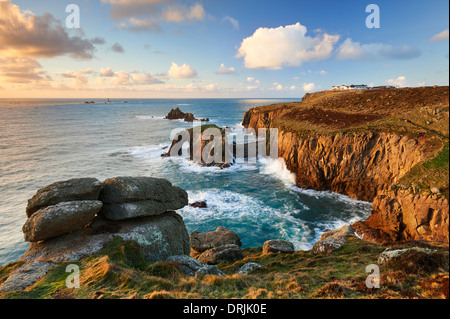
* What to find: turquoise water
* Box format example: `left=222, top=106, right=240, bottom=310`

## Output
left=0, top=98, right=372, bottom=265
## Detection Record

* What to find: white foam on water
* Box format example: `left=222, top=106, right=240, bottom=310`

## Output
left=127, top=143, right=171, bottom=160
left=180, top=189, right=313, bottom=250
left=259, top=157, right=296, bottom=187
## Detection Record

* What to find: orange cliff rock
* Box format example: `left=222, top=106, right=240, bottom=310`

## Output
left=242, top=86, right=449, bottom=244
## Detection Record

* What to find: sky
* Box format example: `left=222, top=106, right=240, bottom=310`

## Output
left=0, top=0, right=448, bottom=98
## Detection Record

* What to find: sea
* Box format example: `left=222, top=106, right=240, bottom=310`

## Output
left=0, top=98, right=372, bottom=266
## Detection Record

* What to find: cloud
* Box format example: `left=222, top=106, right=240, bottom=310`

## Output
left=215, top=64, right=237, bottom=75
left=110, top=70, right=164, bottom=86
left=0, top=57, right=49, bottom=83
left=236, top=22, right=340, bottom=70
left=100, top=67, right=115, bottom=77
left=0, top=0, right=96, bottom=60
left=247, top=77, right=260, bottom=85
left=273, top=83, right=284, bottom=91
left=387, top=76, right=408, bottom=87
left=336, top=38, right=420, bottom=61
left=119, top=18, right=162, bottom=33
left=102, top=0, right=206, bottom=32
left=168, top=62, right=197, bottom=78
left=161, top=3, right=205, bottom=22
left=302, top=83, right=315, bottom=92
left=91, top=37, right=107, bottom=45
left=111, top=43, right=125, bottom=53
left=222, top=16, right=239, bottom=30
left=62, top=70, right=90, bottom=87
left=429, top=29, right=449, bottom=42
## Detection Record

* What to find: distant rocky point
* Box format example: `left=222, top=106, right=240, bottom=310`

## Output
left=165, top=107, right=209, bottom=122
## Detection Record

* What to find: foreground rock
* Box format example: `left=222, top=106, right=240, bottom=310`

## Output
left=352, top=188, right=449, bottom=244
left=166, top=255, right=224, bottom=277
left=312, top=226, right=355, bottom=254
left=378, top=247, right=434, bottom=265
left=196, top=244, right=243, bottom=265
left=20, top=211, right=190, bottom=263
left=23, top=200, right=103, bottom=242
left=237, top=262, right=263, bottom=275
left=262, top=239, right=294, bottom=254
left=26, top=178, right=102, bottom=217
left=0, top=261, right=56, bottom=293
left=99, top=177, right=188, bottom=221
left=189, top=227, right=243, bottom=264
left=190, top=226, right=242, bottom=257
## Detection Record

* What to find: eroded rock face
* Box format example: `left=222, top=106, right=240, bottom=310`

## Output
left=99, top=177, right=188, bottom=221
left=352, top=189, right=449, bottom=244
left=243, top=109, right=427, bottom=203
left=26, top=178, right=102, bottom=217
left=20, top=211, right=190, bottom=263
left=23, top=200, right=103, bottom=242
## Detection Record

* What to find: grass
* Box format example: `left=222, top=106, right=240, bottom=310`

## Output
left=1, top=236, right=448, bottom=299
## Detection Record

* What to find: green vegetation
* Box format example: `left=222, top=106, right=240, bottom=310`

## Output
left=1, top=237, right=448, bottom=299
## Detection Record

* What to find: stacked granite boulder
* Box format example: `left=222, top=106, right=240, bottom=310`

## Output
left=20, top=177, right=190, bottom=263
left=189, top=226, right=243, bottom=265
left=23, top=178, right=103, bottom=242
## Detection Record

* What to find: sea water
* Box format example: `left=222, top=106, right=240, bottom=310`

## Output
left=0, top=98, right=372, bottom=265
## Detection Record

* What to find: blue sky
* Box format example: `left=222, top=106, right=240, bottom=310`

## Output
left=0, top=0, right=448, bottom=98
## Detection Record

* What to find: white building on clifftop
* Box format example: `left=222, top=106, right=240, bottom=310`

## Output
left=332, top=84, right=368, bottom=90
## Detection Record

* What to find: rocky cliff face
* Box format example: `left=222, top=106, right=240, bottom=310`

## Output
left=242, top=87, right=449, bottom=243
left=243, top=111, right=427, bottom=202
left=352, top=189, right=449, bottom=244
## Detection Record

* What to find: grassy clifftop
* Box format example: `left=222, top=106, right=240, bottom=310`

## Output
left=0, top=237, right=448, bottom=299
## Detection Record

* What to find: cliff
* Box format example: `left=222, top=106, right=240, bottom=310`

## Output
left=243, top=86, right=449, bottom=243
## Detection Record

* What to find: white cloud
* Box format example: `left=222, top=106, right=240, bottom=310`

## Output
left=222, top=16, right=239, bottom=30
left=289, top=85, right=297, bottom=91
left=387, top=76, right=408, bottom=87
left=160, top=3, right=205, bottom=22
left=215, top=64, right=237, bottom=75
left=273, top=83, right=284, bottom=91
left=302, top=83, right=315, bottom=92
left=100, top=67, right=115, bottom=77
left=247, top=77, right=260, bottom=85
left=336, top=38, right=420, bottom=61
left=236, top=22, right=340, bottom=69
left=429, top=29, right=449, bottom=42
left=319, top=70, right=327, bottom=75
left=168, top=62, right=197, bottom=78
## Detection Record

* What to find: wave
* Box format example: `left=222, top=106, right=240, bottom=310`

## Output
left=127, top=143, right=171, bottom=160
left=259, top=157, right=296, bottom=187
left=180, top=189, right=313, bottom=250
